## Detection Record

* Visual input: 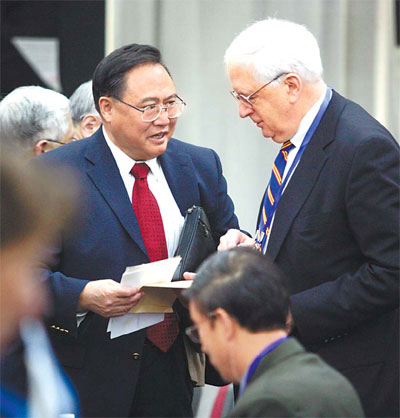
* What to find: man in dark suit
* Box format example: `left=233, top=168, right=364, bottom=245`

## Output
left=37, top=44, right=239, bottom=417
left=219, top=18, right=399, bottom=417
left=184, top=248, right=364, bottom=417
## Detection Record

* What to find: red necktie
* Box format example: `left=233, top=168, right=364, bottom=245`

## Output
left=131, top=163, right=179, bottom=352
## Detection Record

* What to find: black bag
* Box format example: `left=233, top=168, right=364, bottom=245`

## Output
left=172, top=206, right=216, bottom=281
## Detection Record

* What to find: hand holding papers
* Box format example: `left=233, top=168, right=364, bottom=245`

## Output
left=107, top=256, right=192, bottom=339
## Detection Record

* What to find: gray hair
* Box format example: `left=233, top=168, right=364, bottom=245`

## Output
left=0, top=86, right=71, bottom=150
left=69, top=80, right=99, bottom=124
left=224, top=18, right=323, bottom=84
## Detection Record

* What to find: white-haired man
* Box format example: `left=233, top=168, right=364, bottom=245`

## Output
left=219, top=18, right=399, bottom=418
left=69, top=80, right=101, bottom=140
left=0, top=85, right=74, bottom=155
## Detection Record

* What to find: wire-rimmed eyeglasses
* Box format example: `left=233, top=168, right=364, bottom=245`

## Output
left=113, top=95, right=186, bottom=122
left=185, top=311, right=217, bottom=344
left=230, top=72, right=288, bottom=107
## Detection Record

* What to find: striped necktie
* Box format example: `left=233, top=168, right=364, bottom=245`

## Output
left=255, top=140, right=295, bottom=252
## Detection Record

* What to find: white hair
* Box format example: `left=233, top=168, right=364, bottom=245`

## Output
left=0, top=86, right=71, bottom=149
left=224, top=18, right=323, bottom=84
left=69, top=80, right=99, bottom=124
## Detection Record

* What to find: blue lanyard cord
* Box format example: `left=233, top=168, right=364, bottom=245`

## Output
left=256, top=87, right=332, bottom=246
left=239, top=336, right=288, bottom=398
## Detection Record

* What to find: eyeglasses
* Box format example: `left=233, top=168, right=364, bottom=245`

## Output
left=230, top=72, right=288, bottom=107
left=185, top=311, right=217, bottom=344
left=113, top=95, right=186, bottom=122
left=45, top=138, right=70, bottom=146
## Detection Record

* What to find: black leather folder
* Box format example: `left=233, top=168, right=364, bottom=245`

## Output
left=172, top=206, right=216, bottom=281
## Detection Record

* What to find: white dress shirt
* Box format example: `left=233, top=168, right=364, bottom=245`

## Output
left=264, top=85, right=330, bottom=251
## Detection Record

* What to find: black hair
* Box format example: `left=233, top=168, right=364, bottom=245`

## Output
left=92, top=43, right=171, bottom=114
left=183, top=247, right=290, bottom=332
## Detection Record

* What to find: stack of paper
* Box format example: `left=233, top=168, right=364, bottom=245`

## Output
left=107, top=256, right=192, bottom=339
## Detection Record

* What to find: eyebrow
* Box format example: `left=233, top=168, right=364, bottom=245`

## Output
left=139, top=93, right=178, bottom=105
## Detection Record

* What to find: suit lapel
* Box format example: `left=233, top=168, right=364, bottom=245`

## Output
left=159, top=139, right=200, bottom=216
left=84, top=130, right=148, bottom=257
left=266, top=91, right=345, bottom=260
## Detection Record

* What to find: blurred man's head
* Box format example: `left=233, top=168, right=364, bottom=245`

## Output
left=92, top=43, right=186, bottom=160
left=183, top=247, right=289, bottom=382
left=69, top=80, right=101, bottom=140
left=0, top=86, right=74, bottom=156
left=225, top=18, right=325, bottom=144
left=0, top=149, right=77, bottom=353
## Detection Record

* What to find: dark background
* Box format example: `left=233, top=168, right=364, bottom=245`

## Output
left=1, top=0, right=105, bottom=98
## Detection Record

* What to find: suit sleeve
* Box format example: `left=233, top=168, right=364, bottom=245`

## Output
left=205, top=149, right=239, bottom=242
left=291, top=135, right=399, bottom=343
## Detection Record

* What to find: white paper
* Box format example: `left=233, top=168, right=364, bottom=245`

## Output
left=107, top=257, right=182, bottom=339
left=108, top=313, right=164, bottom=339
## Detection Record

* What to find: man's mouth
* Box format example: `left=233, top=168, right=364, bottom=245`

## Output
left=150, top=131, right=167, bottom=139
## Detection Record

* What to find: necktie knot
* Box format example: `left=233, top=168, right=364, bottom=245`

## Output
left=280, top=140, right=295, bottom=152
left=131, top=163, right=150, bottom=180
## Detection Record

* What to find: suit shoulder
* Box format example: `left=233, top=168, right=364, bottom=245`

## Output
left=334, top=94, right=397, bottom=148
left=36, top=137, right=91, bottom=168
left=169, top=137, right=216, bottom=158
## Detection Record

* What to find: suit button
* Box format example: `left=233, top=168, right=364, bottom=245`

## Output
left=132, top=352, right=141, bottom=360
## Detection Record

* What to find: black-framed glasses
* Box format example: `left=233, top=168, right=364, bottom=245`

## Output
left=230, top=72, right=288, bottom=107
left=113, top=95, right=186, bottom=122
left=185, top=311, right=217, bottom=344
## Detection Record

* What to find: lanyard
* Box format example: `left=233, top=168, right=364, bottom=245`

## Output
left=258, top=87, right=332, bottom=246
left=239, top=336, right=288, bottom=398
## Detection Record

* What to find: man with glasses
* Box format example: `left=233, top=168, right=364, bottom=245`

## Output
left=218, top=18, right=399, bottom=418
left=37, top=43, right=239, bottom=417
left=0, top=85, right=75, bottom=156
left=183, top=248, right=364, bottom=417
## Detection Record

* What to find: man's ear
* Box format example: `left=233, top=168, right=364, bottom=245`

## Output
left=98, top=97, right=113, bottom=123
left=33, top=140, right=50, bottom=155
left=80, top=114, right=101, bottom=138
left=283, top=73, right=302, bottom=104
left=215, top=308, right=237, bottom=341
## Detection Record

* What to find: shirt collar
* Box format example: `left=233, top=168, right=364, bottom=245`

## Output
left=290, top=84, right=328, bottom=148
left=102, top=126, right=163, bottom=180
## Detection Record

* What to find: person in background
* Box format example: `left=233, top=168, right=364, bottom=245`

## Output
left=183, top=248, right=364, bottom=418
left=69, top=80, right=101, bottom=140
left=37, top=43, right=238, bottom=417
left=218, top=18, right=399, bottom=417
left=0, top=149, right=79, bottom=418
left=0, top=85, right=74, bottom=156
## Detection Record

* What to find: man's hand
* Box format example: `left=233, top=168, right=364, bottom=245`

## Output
left=218, top=229, right=255, bottom=251
left=78, top=279, right=144, bottom=318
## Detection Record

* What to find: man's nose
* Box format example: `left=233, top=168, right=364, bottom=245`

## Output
left=238, top=102, right=253, bottom=118
left=154, top=107, right=170, bottom=125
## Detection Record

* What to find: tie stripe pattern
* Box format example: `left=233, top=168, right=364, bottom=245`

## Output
left=255, top=140, right=295, bottom=252
left=131, top=163, right=179, bottom=352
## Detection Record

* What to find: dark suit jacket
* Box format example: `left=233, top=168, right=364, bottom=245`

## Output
left=37, top=129, right=239, bottom=417
left=230, top=338, right=364, bottom=417
left=266, top=91, right=399, bottom=417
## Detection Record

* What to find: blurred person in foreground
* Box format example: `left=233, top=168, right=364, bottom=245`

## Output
left=0, top=85, right=74, bottom=157
left=218, top=18, right=399, bottom=417
left=36, top=43, right=238, bottom=417
left=183, top=248, right=364, bottom=418
left=69, top=80, right=101, bottom=140
left=0, top=149, right=79, bottom=417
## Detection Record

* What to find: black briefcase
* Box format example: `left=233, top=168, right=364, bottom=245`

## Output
left=172, top=206, right=216, bottom=281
